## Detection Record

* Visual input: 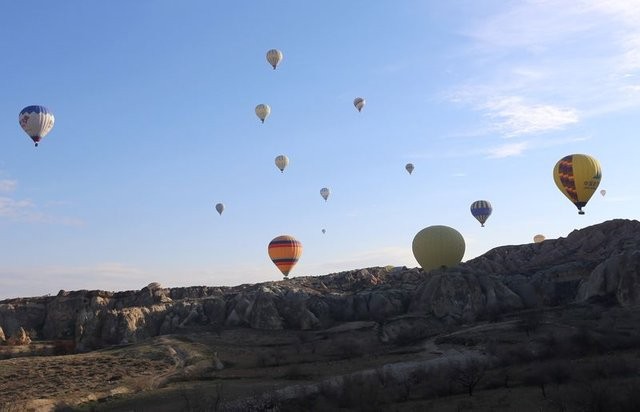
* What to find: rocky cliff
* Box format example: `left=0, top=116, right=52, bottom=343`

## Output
left=1, top=219, right=638, bottom=351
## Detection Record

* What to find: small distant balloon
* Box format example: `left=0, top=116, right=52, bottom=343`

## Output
left=275, top=155, right=289, bottom=173
left=255, top=104, right=271, bottom=123
left=600, top=189, right=606, bottom=197
left=266, top=49, right=283, bottom=70
left=268, top=235, right=302, bottom=278
left=533, top=234, right=545, bottom=243
left=215, top=203, right=224, bottom=215
left=553, top=154, right=602, bottom=215
left=321, top=229, right=326, bottom=234
left=405, top=163, right=414, bottom=175
left=470, top=200, right=493, bottom=227
left=320, top=187, right=330, bottom=202
left=19, top=105, right=55, bottom=147
left=412, top=225, right=465, bottom=271
left=353, top=97, right=365, bottom=112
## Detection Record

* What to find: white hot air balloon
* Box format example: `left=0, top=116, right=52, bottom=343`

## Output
left=19, top=105, right=55, bottom=147
left=255, top=104, right=271, bottom=123
left=353, top=97, right=365, bottom=112
left=215, top=203, right=224, bottom=215
left=266, top=49, right=283, bottom=70
left=320, top=187, right=330, bottom=202
left=275, top=155, right=289, bottom=173
left=405, top=163, right=414, bottom=175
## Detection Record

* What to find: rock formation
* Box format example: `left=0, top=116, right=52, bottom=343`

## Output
left=0, top=326, right=5, bottom=342
left=6, top=327, right=31, bottom=346
left=0, top=219, right=638, bottom=351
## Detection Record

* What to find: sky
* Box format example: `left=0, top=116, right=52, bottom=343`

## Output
left=0, top=1, right=639, bottom=299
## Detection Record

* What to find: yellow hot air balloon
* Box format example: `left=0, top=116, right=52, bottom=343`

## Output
left=268, top=235, right=303, bottom=278
left=255, top=104, right=271, bottom=123
left=553, top=154, right=602, bottom=215
left=266, top=49, right=283, bottom=70
left=533, top=234, right=545, bottom=243
left=412, top=225, right=465, bottom=271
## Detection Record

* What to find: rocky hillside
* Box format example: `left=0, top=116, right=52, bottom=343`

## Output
left=1, top=219, right=639, bottom=351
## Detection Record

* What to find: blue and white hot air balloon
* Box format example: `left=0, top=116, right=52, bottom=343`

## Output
left=19, top=106, right=55, bottom=147
left=470, top=200, right=492, bottom=227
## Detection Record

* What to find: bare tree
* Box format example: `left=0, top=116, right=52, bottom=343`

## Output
left=523, top=367, right=548, bottom=398
left=517, top=310, right=543, bottom=337
left=450, top=357, right=486, bottom=397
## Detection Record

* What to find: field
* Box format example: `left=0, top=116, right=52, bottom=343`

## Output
left=2, top=302, right=640, bottom=411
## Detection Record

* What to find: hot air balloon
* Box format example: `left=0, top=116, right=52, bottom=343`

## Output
left=268, top=235, right=302, bottom=278
left=255, top=104, right=271, bottom=123
left=215, top=203, right=224, bottom=215
left=600, top=189, right=606, bottom=197
left=320, top=187, right=330, bottom=202
left=412, top=225, right=465, bottom=271
left=470, top=200, right=492, bottom=227
left=553, top=154, right=602, bottom=215
left=19, top=105, right=55, bottom=147
left=266, top=49, right=283, bottom=70
left=321, top=229, right=326, bottom=234
left=405, top=163, right=414, bottom=175
left=353, top=97, right=365, bottom=112
left=533, top=234, right=545, bottom=243
left=275, top=155, right=289, bottom=173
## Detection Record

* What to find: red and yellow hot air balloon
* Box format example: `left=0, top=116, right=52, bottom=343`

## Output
left=553, top=154, right=602, bottom=215
left=268, top=235, right=303, bottom=278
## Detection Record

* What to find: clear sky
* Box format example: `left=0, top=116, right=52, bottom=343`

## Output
left=0, top=1, right=638, bottom=299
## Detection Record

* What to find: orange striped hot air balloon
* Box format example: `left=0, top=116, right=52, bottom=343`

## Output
left=268, top=235, right=303, bottom=278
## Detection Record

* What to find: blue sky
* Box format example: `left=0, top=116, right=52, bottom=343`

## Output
left=0, top=1, right=638, bottom=299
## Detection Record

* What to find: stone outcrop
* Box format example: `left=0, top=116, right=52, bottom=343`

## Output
left=576, top=249, right=640, bottom=306
left=0, top=219, right=638, bottom=350
left=6, top=327, right=31, bottom=346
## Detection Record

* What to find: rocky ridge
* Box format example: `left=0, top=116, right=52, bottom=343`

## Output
left=1, top=219, right=638, bottom=351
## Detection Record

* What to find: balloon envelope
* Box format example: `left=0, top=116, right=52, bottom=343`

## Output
left=275, top=155, right=289, bottom=172
left=600, top=189, right=606, bottom=197
left=553, top=154, right=602, bottom=215
left=533, top=234, right=546, bottom=243
left=405, top=163, right=414, bottom=174
left=215, top=203, right=224, bottom=215
left=266, top=49, right=283, bottom=69
left=320, top=187, right=330, bottom=201
left=353, top=97, right=365, bottom=112
left=470, top=200, right=492, bottom=227
left=321, top=229, right=326, bottom=234
left=255, top=104, right=271, bottom=123
left=268, top=235, right=302, bottom=277
left=19, top=105, right=55, bottom=147
left=412, top=225, right=465, bottom=271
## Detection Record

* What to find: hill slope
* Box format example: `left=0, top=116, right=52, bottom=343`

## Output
left=1, top=219, right=639, bottom=411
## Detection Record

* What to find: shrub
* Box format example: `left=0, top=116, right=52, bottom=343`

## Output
left=52, top=340, right=76, bottom=356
